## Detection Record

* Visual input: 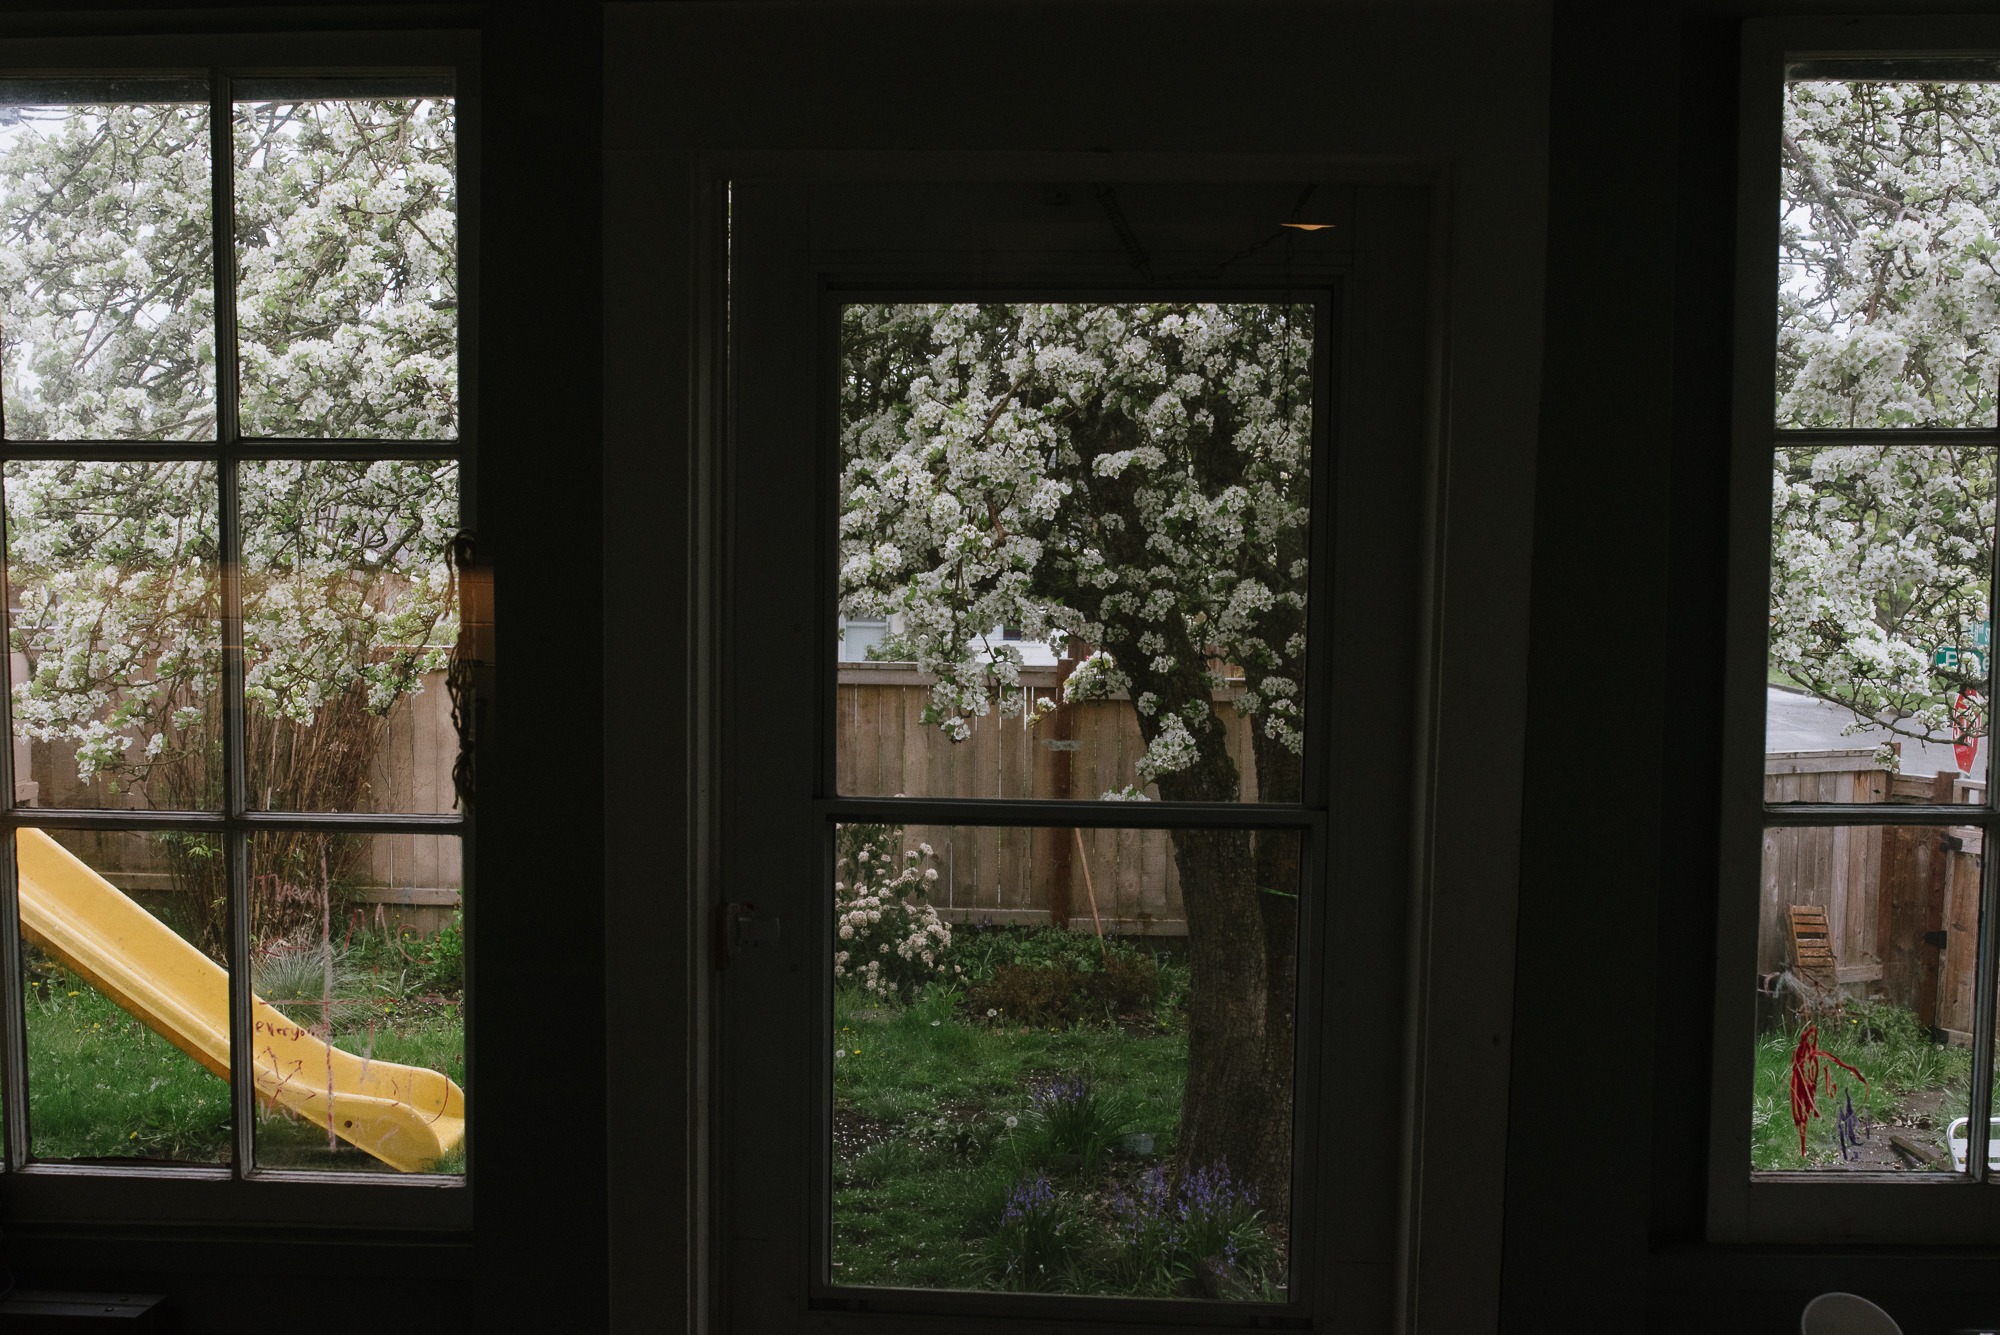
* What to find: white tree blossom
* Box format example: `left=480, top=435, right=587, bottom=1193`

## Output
left=1775, top=82, right=2000, bottom=754
left=0, top=95, right=459, bottom=805
left=840, top=302, right=1312, bottom=801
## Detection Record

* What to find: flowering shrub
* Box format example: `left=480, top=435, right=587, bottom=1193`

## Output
left=833, top=823, right=953, bottom=1002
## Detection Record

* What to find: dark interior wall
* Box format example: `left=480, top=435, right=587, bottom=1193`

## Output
left=1507, top=4, right=2000, bottom=1332
left=476, top=5, right=608, bottom=1333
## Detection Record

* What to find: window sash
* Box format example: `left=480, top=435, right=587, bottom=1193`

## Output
left=1713, top=14, right=2000, bottom=1244
left=0, top=31, right=475, bottom=1229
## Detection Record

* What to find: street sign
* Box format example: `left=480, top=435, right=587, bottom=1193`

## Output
left=1935, top=646, right=1989, bottom=677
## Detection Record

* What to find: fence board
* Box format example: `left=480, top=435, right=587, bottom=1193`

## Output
left=829, top=666, right=1260, bottom=934
left=1942, top=841, right=1980, bottom=1035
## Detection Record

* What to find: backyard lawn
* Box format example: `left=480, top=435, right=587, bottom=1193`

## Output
left=831, top=929, right=1285, bottom=1299
left=22, top=916, right=464, bottom=1171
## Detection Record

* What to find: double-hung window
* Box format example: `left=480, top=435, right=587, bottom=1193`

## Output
left=0, top=33, right=474, bottom=1228
left=1718, top=17, right=2000, bottom=1242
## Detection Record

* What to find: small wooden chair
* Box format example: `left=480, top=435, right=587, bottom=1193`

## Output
left=1788, top=904, right=1838, bottom=993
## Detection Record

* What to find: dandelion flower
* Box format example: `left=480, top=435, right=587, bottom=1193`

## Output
left=1005, top=1116, right=1019, bottom=1128
left=987, top=1008, right=998, bottom=1017
left=931, top=1019, right=941, bottom=1026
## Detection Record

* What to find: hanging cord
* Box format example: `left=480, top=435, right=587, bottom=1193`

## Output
left=1093, top=186, right=1154, bottom=282
left=445, top=531, right=479, bottom=811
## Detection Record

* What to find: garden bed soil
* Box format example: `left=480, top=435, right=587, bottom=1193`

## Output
left=1856, top=1087, right=1955, bottom=1171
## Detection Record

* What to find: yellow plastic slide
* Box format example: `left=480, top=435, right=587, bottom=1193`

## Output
left=15, top=829, right=464, bottom=1173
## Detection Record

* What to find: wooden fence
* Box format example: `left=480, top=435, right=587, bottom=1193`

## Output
left=19, top=671, right=463, bottom=937
left=1763, top=749, right=1986, bottom=1040
left=836, top=661, right=1268, bottom=936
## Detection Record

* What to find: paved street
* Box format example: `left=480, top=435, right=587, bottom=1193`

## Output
left=1767, top=685, right=1983, bottom=782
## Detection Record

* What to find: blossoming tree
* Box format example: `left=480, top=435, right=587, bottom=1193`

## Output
left=840, top=301, right=1311, bottom=1210
left=1775, top=82, right=2000, bottom=762
left=0, top=94, right=457, bottom=946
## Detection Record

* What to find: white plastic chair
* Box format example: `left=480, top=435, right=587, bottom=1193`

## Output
left=1802, top=1292, right=1902, bottom=1335
left=1947, top=1115, right=2000, bottom=1172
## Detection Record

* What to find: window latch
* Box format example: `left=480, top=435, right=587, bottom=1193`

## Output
left=722, top=901, right=781, bottom=965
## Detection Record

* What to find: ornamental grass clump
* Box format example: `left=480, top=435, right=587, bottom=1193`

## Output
left=832, top=822, right=953, bottom=1002
left=1171, top=1161, right=1275, bottom=1291
left=1107, top=1160, right=1277, bottom=1299
left=991, top=1172, right=1073, bottom=1291
left=1109, top=1165, right=1182, bottom=1288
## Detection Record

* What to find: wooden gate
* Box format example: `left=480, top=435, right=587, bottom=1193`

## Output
left=1763, top=749, right=1984, bottom=1040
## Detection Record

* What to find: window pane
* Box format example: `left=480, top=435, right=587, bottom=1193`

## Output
left=250, top=830, right=463, bottom=1175
left=1780, top=80, right=2000, bottom=428
left=0, top=82, right=215, bottom=441
left=831, top=821, right=1296, bottom=1298
left=1767, top=444, right=1994, bottom=800
left=837, top=303, right=1313, bottom=803
left=240, top=459, right=458, bottom=813
left=232, top=93, right=456, bottom=439
left=5, top=459, right=222, bottom=810
left=21, top=828, right=229, bottom=1164
left=1752, top=823, right=1981, bottom=1173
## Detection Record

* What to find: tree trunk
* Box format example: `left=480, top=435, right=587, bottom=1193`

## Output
left=1157, top=723, right=1297, bottom=1222
left=1248, top=726, right=1302, bottom=1224
left=1169, top=825, right=1291, bottom=1211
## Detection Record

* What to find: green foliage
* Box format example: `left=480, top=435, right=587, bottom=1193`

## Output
left=1750, top=1001, right=1972, bottom=1169
left=944, top=924, right=1169, bottom=1028
left=945, top=921, right=1145, bottom=981
left=423, top=910, right=465, bottom=992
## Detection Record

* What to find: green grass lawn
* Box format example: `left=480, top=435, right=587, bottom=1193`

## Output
left=24, top=957, right=463, bottom=1173
left=1751, top=1001, right=1973, bottom=1170
left=25, top=965, right=232, bottom=1162
left=831, top=984, right=1282, bottom=1298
